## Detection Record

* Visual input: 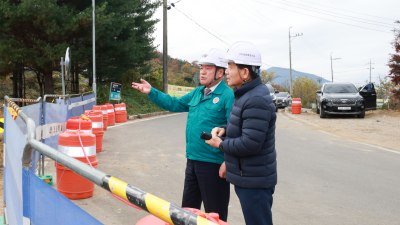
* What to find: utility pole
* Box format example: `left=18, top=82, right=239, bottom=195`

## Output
left=330, top=52, right=341, bottom=82
left=163, top=0, right=169, bottom=94
left=289, top=27, right=303, bottom=95
left=92, top=0, right=96, bottom=104
left=367, top=59, right=374, bottom=83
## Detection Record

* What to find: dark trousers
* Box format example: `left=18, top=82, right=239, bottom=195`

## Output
left=235, top=185, right=275, bottom=225
left=182, top=159, right=230, bottom=221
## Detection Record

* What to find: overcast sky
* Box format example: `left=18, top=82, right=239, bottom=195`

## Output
left=151, top=0, right=399, bottom=86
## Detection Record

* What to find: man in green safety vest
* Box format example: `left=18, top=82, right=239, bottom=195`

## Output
left=132, top=48, right=234, bottom=221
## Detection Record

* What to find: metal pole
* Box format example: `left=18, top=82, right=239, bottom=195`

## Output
left=92, top=0, right=97, bottom=104
left=61, top=57, right=65, bottom=95
left=330, top=53, right=333, bottom=82
left=289, top=27, right=293, bottom=95
left=370, top=58, right=371, bottom=83
left=163, top=0, right=168, bottom=94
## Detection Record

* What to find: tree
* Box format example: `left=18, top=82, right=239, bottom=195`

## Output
left=181, top=62, right=192, bottom=74
left=376, top=75, right=395, bottom=99
left=388, top=20, right=400, bottom=100
left=259, top=70, right=279, bottom=84
left=0, top=0, right=160, bottom=95
left=292, top=76, right=322, bottom=108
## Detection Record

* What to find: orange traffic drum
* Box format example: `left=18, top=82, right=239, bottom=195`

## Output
left=66, top=117, right=92, bottom=133
left=87, top=113, right=104, bottom=153
left=105, top=103, right=116, bottom=126
left=56, top=131, right=97, bottom=199
left=292, top=98, right=302, bottom=114
left=93, top=105, right=108, bottom=130
left=136, top=208, right=229, bottom=225
left=115, top=103, right=127, bottom=123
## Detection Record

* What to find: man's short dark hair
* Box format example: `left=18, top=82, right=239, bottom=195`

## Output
left=237, top=64, right=259, bottom=79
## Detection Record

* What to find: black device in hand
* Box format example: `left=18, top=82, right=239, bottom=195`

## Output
left=200, top=132, right=213, bottom=140
left=200, top=132, right=225, bottom=141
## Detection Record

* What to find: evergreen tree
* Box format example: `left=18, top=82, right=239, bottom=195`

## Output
left=0, top=0, right=160, bottom=95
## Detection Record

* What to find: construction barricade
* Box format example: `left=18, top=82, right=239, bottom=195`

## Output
left=3, top=96, right=219, bottom=225
left=115, top=103, right=127, bottom=123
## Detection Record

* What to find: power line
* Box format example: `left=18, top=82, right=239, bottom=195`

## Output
left=214, top=0, right=285, bottom=53
left=302, top=36, right=328, bottom=57
left=249, top=0, right=393, bottom=34
left=170, top=5, right=285, bottom=68
left=236, top=0, right=287, bottom=34
left=274, top=0, right=396, bottom=27
left=295, top=0, right=396, bottom=21
left=171, top=6, right=230, bottom=45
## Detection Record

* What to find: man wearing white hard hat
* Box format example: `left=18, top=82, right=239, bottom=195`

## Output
left=206, top=41, right=277, bottom=225
left=132, top=48, right=234, bottom=221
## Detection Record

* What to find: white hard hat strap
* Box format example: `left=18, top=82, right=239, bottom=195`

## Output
left=206, top=66, right=219, bottom=86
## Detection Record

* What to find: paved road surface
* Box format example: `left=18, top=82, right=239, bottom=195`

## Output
left=46, top=111, right=400, bottom=224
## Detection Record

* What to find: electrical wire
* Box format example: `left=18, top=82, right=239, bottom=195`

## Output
left=172, top=6, right=230, bottom=45
left=249, top=0, right=393, bottom=34
left=294, top=0, right=396, bottom=21
left=274, top=0, right=396, bottom=27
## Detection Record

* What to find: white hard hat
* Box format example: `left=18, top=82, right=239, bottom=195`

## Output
left=221, top=41, right=262, bottom=66
left=198, top=48, right=228, bottom=69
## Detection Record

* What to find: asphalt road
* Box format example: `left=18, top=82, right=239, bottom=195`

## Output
left=46, top=111, right=400, bottom=224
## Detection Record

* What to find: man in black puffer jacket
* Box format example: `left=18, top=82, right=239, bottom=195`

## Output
left=206, top=41, right=277, bottom=225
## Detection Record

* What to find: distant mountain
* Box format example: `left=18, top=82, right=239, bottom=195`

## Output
left=265, top=67, right=331, bottom=85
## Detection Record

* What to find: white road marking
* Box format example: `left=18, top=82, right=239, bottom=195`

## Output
left=107, top=113, right=181, bottom=129
left=283, top=112, right=400, bottom=155
left=346, top=140, right=400, bottom=155
left=286, top=113, right=321, bottom=127
left=318, top=130, right=340, bottom=137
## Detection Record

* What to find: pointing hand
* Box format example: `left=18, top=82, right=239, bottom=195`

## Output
left=132, top=79, right=152, bottom=94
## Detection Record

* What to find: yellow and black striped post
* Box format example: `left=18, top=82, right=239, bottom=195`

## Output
left=102, top=175, right=218, bottom=225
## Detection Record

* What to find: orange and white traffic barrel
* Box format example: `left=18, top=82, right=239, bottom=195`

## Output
left=56, top=131, right=98, bottom=199
left=136, top=208, right=229, bottom=225
left=105, top=103, right=116, bottom=126
left=93, top=105, right=108, bottom=130
left=115, top=103, right=127, bottom=123
left=292, top=98, right=302, bottom=114
left=66, top=117, right=92, bottom=134
left=87, top=113, right=104, bottom=153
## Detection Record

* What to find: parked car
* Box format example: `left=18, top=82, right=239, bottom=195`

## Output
left=316, top=82, right=376, bottom=118
left=358, top=83, right=377, bottom=111
left=265, top=84, right=279, bottom=112
left=275, top=92, right=292, bottom=108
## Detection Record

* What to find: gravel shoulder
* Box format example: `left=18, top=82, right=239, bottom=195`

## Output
left=283, top=109, right=400, bottom=151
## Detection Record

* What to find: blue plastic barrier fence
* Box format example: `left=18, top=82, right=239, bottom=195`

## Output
left=4, top=103, right=41, bottom=224
left=4, top=101, right=101, bottom=225
left=83, top=93, right=96, bottom=112
left=68, top=93, right=95, bottom=118
left=42, top=100, right=69, bottom=150
left=4, top=109, right=25, bottom=225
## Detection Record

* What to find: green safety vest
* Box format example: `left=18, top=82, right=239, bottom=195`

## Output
left=148, top=81, right=234, bottom=164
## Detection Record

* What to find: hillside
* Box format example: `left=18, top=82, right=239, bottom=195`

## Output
left=266, top=67, right=331, bottom=85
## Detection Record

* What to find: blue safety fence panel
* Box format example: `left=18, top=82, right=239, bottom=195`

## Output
left=83, top=93, right=95, bottom=112
left=42, top=100, right=69, bottom=150
left=69, top=96, right=84, bottom=118
left=4, top=109, right=26, bottom=225
left=27, top=170, right=102, bottom=225
left=4, top=103, right=42, bottom=224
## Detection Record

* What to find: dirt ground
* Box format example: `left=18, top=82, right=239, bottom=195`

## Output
left=285, top=109, right=400, bottom=151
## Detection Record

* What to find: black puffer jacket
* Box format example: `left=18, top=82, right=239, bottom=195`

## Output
left=220, top=76, right=277, bottom=189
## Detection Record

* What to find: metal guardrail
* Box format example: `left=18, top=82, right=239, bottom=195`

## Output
left=4, top=96, right=217, bottom=225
